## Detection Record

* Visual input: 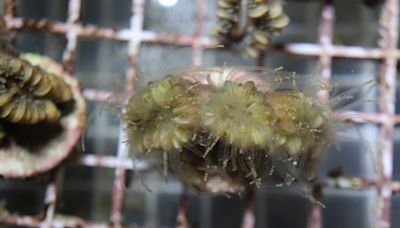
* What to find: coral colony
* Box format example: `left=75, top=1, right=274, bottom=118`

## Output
left=122, top=66, right=372, bottom=196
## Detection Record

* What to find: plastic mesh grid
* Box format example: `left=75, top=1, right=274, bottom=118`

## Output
left=0, top=0, right=398, bottom=227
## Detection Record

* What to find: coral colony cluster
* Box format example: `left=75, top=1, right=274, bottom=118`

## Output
left=122, top=67, right=367, bottom=195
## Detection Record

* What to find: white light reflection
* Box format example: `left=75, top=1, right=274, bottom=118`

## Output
left=158, top=0, right=178, bottom=7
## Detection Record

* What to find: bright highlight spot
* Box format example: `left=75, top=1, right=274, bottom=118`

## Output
left=158, top=0, right=178, bottom=7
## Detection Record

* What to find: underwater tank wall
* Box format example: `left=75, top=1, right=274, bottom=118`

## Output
left=0, top=0, right=397, bottom=227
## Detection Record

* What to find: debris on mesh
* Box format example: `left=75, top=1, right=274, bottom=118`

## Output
left=121, top=66, right=374, bottom=199
left=0, top=53, right=86, bottom=178
left=214, top=0, right=290, bottom=58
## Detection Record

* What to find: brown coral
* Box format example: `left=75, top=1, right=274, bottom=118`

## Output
left=0, top=54, right=86, bottom=178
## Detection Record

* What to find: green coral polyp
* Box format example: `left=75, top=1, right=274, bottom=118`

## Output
left=266, top=91, right=329, bottom=156
left=202, top=81, right=273, bottom=150
left=123, top=77, right=202, bottom=153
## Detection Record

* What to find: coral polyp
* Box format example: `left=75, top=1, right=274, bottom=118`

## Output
left=123, top=66, right=369, bottom=195
left=123, top=77, right=203, bottom=153
left=202, top=81, right=273, bottom=151
left=267, top=92, right=328, bottom=155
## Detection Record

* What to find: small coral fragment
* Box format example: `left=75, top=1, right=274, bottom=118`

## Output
left=0, top=54, right=73, bottom=124
left=123, top=66, right=370, bottom=195
left=0, top=53, right=86, bottom=178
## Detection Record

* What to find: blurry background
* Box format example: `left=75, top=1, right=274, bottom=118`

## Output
left=0, top=0, right=397, bottom=227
